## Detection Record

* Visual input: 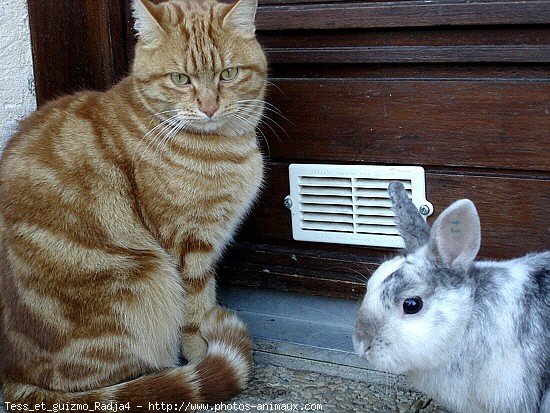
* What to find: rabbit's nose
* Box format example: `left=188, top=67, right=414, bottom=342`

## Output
left=353, top=330, right=373, bottom=357
left=361, top=338, right=373, bottom=353
left=356, top=340, right=373, bottom=357
left=356, top=341, right=366, bottom=357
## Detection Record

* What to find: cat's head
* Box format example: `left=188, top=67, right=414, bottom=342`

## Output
left=131, top=0, right=267, bottom=135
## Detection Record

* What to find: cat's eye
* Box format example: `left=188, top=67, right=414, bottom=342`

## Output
left=220, top=67, right=239, bottom=82
left=403, top=296, right=423, bottom=315
left=170, top=73, right=190, bottom=86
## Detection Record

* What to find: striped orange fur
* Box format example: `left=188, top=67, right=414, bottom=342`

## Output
left=0, top=0, right=266, bottom=408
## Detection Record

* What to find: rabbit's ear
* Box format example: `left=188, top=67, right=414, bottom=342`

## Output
left=388, top=182, right=430, bottom=252
left=429, top=199, right=481, bottom=270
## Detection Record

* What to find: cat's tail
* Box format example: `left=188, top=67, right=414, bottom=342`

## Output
left=2, top=308, right=252, bottom=412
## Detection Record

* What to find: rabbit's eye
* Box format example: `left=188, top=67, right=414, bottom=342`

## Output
left=403, top=296, right=423, bottom=314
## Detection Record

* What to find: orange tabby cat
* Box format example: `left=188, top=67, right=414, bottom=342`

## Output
left=0, top=0, right=267, bottom=409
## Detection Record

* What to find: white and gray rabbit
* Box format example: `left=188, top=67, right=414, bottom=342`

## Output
left=354, top=182, right=549, bottom=413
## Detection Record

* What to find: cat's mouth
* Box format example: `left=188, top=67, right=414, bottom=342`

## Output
left=190, top=117, right=226, bottom=133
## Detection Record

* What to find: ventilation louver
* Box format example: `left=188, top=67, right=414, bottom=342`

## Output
left=287, top=164, right=433, bottom=248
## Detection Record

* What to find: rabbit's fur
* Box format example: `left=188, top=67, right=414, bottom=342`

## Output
left=354, top=182, right=549, bottom=413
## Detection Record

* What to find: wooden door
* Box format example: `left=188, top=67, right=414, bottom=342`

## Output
left=27, top=0, right=550, bottom=300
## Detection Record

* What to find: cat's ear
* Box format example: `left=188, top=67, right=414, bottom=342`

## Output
left=132, top=0, right=166, bottom=45
left=222, top=0, right=258, bottom=38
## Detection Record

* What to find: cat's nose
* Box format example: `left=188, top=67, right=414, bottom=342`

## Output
left=200, top=104, right=219, bottom=118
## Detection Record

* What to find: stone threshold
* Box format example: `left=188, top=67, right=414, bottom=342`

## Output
left=219, top=285, right=404, bottom=385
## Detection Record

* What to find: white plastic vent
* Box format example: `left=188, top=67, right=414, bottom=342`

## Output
left=287, top=164, right=433, bottom=248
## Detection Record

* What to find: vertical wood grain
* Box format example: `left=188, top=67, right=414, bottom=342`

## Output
left=27, top=0, right=130, bottom=105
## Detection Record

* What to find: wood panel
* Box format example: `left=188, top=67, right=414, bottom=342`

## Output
left=268, top=64, right=550, bottom=81
left=256, top=1, right=550, bottom=30
left=232, top=1, right=548, bottom=298
left=265, top=46, right=550, bottom=64
left=259, top=79, right=550, bottom=171
left=259, top=26, right=550, bottom=63
left=258, top=27, right=550, bottom=48
left=27, top=0, right=131, bottom=105
left=220, top=250, right=369, bottom=301
left=219, top=240, right=382, bottom=301
left=260, top=0, right=409, bottom=5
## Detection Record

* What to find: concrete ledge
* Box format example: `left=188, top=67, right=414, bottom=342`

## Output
left=220, top=285, right=403, bottom=383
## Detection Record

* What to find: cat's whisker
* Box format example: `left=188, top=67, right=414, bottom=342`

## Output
left=239, top=101, right=294, bottom=132
left=257, top=119, right=284, bottom=144
left=157, top=117, right=191, bottom=156
left=231, top=113, right=271, bottom=158
left=245, top=106, right=288, bottom=127
left=162, top=119, right=190, bottom=154
left=152, top=117, right=183, bottom=157
left=145, top=119, right=181, bottom=160
left=133, top=114, right=182, bottom=164
left=237, top=98, right=288, bottom=120
left=142, top=115, right=180, bottom=147
left=239, top=101, right=289, bottom=121
left=260, top=109, right=291, bottom=128
left=236, top=115, right=271, bottom=157
left=255, top=127, right=271, bottom=158
left=235, top=108, right=284, bottom=144
left=239, top=106, right=286, bottom=128
left=229, top=111, right=255, bottom=129
left=264, top=80, right=286, bottom=96
left=241, top=101, right=294, bottom=135
left=142, top=114, right=180, bottom=141
left=260, top=115, right=292, bottom=142
left=154, top=122, right=179, bottom=157
left=237, top=106, right=290, bottom=143
left=235, top=100, right=287, bottom=127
